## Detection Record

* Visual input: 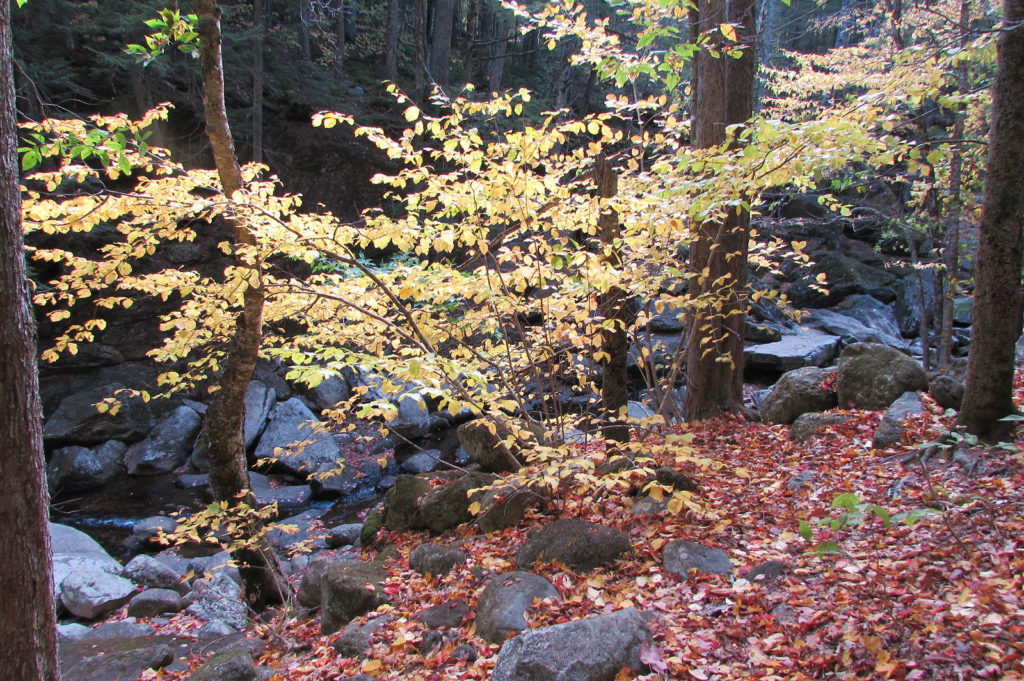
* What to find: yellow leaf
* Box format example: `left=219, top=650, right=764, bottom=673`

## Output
left=733, top=466, right=751, bottom=479
left=362, top=659, right=382, bottom=672
left=720, top=23, right=737, bottom=42
left=404, top=106, right=420, bottom=122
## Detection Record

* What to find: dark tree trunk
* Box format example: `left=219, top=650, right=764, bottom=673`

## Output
left=253, top=0, right=264, bottom=162
left=0, top=2, right=60, bottom=678
left=960, top=0, right=1024, bottom=437
left=596, top=155, right=631, bottom=442
left=485, top=13, right=509, bottom=92
left=429, top=0, right=455, bottom=86
left=385, top=0, right=401, bottom=81
left=195, top=0, right=289, bottom=611
left=299, top=0, right=312, bottom=62
left=683, top=0, right=756, bottom=421
left=334, top=0, right=346, bottom=77
left=414, top=0, right=428, bottom=100
left=462, top=0, right=478, bottom=85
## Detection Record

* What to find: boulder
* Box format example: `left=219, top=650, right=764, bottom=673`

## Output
left=47, top=441, right=126, bottom=494
left=50, top=522, right=123, bottom=604
left=191, top=382, right=276, bottom=472
left=359, top=505, right=385, bottom=547
left=475, top=480, right=545, bottom=534
left=662, top=541, right=732, bottom=579
left=60, top=566, right=137, bottom=619
left=124, top=405, right=202, bottom=475
left=59, top=640, right=174, bottom=681
left=790, top=412, right=850, bottom=441
left=476, top=572, right=559, bottom=644
left=131, top=515, right=178, bottom=543
left=331, top=614, right=395, bottom=658
left=400, top=450, right=440, bottom=474
left=267, top=507, right=327, bottom=551
left=894, top=271, right=939, bottom=337
left=787, top=253, right=897, bottom=308
left=326, top=523, right=363, bottom=548
left=409, top=542, right=469, bottom=576
left=953, top=296, right=973, bottom=325
left=491, top=608, right=652, bottom=681
left=252, top=398, right=342, bottom=475
left=831, top=295, right=903, bottom=340
left=78, top=619, right=155, bottom=640
left=382, top=475, right=432, bottom=531
left=43, top=383, right=154, bottom=445
left=189, top=648, right=258, bottom=681
left=416, top=599, right=470, bottom=629
left=297, top=556, right=357, bottom=608
left=187, top=572, right=248, bottom=631
left=247, top=471, right=313, bottom=507
left=516, top=519, right=632, bottom=572
left=387, top=392, right=433, bottom=439
left=126, top=588, right=183, bottom=618
left=307, top=373, right=350, bottom=412
left=872, top=391, right=925, bottom=449
left=419, top=472, right=497, bottom=534
left=121, top=554, right=188, bottom=593
left=803, top=308, right=908, bottom=350
left=310, top=454, right=385, bottom=499
left=457, top=419, right=522, bottom=473
left=744, top=330, right=841, bottom=374
left=836, top=343, right=927, bottom=409
left=628, top=333, right=684, bottom=374
left=929, top=374, right=965, bottom=410
left=743, top=560, right=789, bottom=585
left=759, top=367, right=837, bottom=424
left=320, top=561, right=390, bottom=635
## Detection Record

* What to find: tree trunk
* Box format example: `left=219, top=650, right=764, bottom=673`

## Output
left=834, top=0, right=858, bottom=47
left=684, top=0, right=756, bottom=421
left=414, top=0, right=428, bottom=100
left=596, top=155, right=631, bottom=442
left=462, top=0, right=478, bottom=85
left=195, top=0, right=289, bottom=611
left=0, top=2, right=61, bottom=678
left=960, top=0, right=1024, bottom=437
left=334, top=0, right=346, bottom=78
left=485, top=13, right=509, bottom=93
left=252, top=0, right=264, bottom=163
left=385, top=0, right=401, bottom=81
left=299, top=0, right=312, bottom=62
left=429, top=0, right=455, bottom=86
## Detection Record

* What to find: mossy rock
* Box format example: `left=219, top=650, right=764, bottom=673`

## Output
left=359, top=505, right=385, bottom=547
left=382, top=475, right=431, bottom=531
left=419, top=472, right=497, bottom=534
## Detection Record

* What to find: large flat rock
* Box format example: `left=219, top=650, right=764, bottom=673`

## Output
left=744, top=330, right=840, bottom=373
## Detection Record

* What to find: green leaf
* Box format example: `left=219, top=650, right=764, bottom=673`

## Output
left=798, top=520, right=813, bottom=542
left=832, top=493, right=860, bottom=511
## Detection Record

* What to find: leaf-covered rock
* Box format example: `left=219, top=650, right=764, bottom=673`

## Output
left=419, top=471, right=496, bottom=534
left=837, top=343, right=927, bottom=409
left=516, top=519, right=632, bottom=572
left=475, top=571, right=559, bottom=644
left=662, top=540, right=732, bottom=579
left=408, top=542, right=468, bottom=576
left=320, top=561, right=389, bottom=635
left=760, top=367, right=837, bottom=424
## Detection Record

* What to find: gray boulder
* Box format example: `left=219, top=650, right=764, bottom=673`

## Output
left=416, top=599, right=469, bottom=629
left=790, top=412, right=850, bottom=442
left=50, top=522, right=123, bottom=604
left=248, top=471, right=313, bottom=507
left=491, top=608, right=652, bottom=681
left=244, top=380, right=276, bottom=448
left=297, top=556, right=356, bottom=608
left=832, top=295, right=903, bottom=339
left=121, top=554, right=188, bottom=593
left=47, top=441, right=126, bottom=494
left=124, top=404, right=202, bottom=475
left=400, top=450, right=440, bottom=474
left=320, top=561, right=390, bottom=634
left=894, top=271, right=939, bottom=337
left=929, top=374, right=965, bottom=410
left=787, top=253, right=897, bottom=308
left=43, top=383, right=154, bottom=445
left=326, top=523, right=363, bottom=548
left=187, top=572, right=247, bottom=631
left=744, top=330, right=841, bottom=374
left=78, top=619, right=155, bottom=640
left=382, top=475, right=432, bottom=531
left=759, top=367, right=837, bottom=424
left=837, top=343, right=927, bottom=409
left=662, top=541, right=732, bottom=579
left=804, top=308, right=908, bottom=350
left=60, top=567, right=137, bottom=619
left=387, top=392, right=433, bottom=439
left=59, top=640, right=174, bottom=681
left=252, top=398, right=342, bottom=475
left=331, top=614, right=395, bottom=658
left=127, top=588, right=183, bottom=618
left=409, top=542, right=469, bottom=576
left=190, top=648, right=258, bottom=681
left=872, top=391, right=925, bottom=449
left=476, top=572, right=559, bottom=644
left=475, top=480, right=545, bottom=534
left=516, top=519, right=631, bottom=572
left=307, top=373, right=350, bottom=412
left=267, top=507, right=327, bottom=551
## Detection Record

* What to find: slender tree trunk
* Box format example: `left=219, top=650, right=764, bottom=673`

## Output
left=834, top=0, right=857, bottom=47
left=299, top=0, right=312, bottom=62
left=0, top=3, right=60, bottom=679
left=430, top=0, right=455, bottom=86
left=939, top=0, right=971, bottom=371
left=960, top=0, right=1024, bottom=437
left=385, top=0, right=401, bottom=81
left=334, top=0, right=346, bottom=77
left=195, top=0, right=289, bottom=611
left=414, top=0, right=428, bottom=100
left=486, top=14, right=509, bottom=93
left=462, top=0, right=478, bottom=85
left=684, top=0, right=756, bottom=421
left=253, top=0, right=264, bottom=163
left=596, top=155, right=631, bottom=442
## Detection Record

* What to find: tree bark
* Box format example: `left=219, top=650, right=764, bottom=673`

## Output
left=960, top=0, right=1024, bottom=437
left=0, top=2, right=61, bottom=678
left=334, top=0, right=346, bottom=78
left=684, top=0, right=756, bottom=421
left=195, top=0, right=289, bottom=611
left=299, top=0, right=312, bottom=62
left=385, top=0, right=401, bottom=81
left=485, top=12, right=509, bottom=93
left=429, top=0, right=455, bottom=86
left=253, top=0, right=264, bottom=163
left=595, top=155, right=631, bottom=442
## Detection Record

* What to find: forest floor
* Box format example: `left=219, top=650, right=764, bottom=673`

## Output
left=145, top=378, right=1024, bottom=681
